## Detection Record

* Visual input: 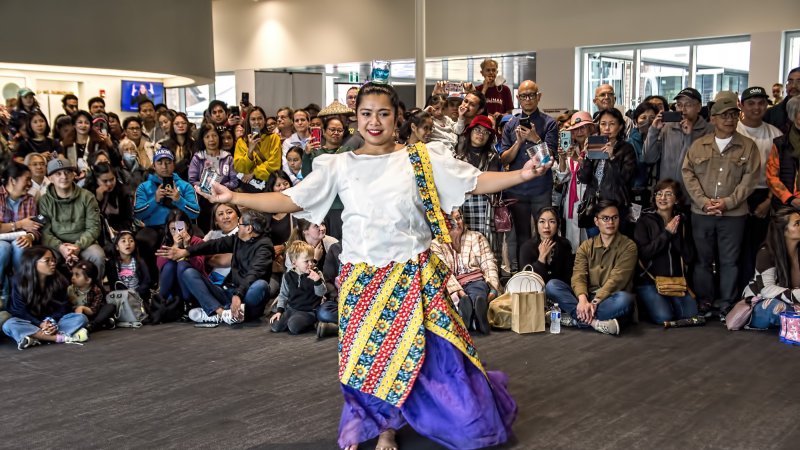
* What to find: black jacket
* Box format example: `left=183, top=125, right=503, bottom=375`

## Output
left=764, top=96, right=791, bottom=135
left=633, top=211, right=694, bottom=285
left=188, top=234, right=274, bottom=298
left=519, top=235, right=573, bottom=284
left=578, top=141, right=637, bottom=207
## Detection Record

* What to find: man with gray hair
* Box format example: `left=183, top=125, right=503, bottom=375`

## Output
left=765, top=96, right=800, bottom=210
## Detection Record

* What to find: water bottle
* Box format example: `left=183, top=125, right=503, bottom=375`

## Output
left=550, top=303, right=561, bottom=334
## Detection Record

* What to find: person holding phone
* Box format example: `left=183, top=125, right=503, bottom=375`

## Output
left=233, top=106, right=282, bottom=192
left=0, top=162, right=42, bottom=285
left=554, top=111, right=595, bottom=251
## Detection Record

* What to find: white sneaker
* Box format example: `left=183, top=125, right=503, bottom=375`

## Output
left=63, top=328, right=89, bottom=345
left=17, top=335, right=42, bottom=350
left=221, top=307, right=243, bottom=325
left=592, top=318, right=620, bottom=335
left=560, top=316, right=577, bottom=327
left=189, top=308, right=221, bottom=324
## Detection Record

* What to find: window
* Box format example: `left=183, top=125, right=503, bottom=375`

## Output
left=785, top=31, right=800, bottom=78
left=164, top=73, right=235, bottom=122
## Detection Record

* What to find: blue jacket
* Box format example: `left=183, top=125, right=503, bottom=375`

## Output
left=134, top=172, right=200, bottom=227
left=500, top=110, right=558, bottom=196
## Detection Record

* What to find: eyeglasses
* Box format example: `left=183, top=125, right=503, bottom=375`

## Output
left=238, top=219, right=251, bottom=226
left=472, top=128, right=491, bottom=136
left=126, top=126, right=141, bottom=131
left=655, top=191, right=675, bottom=198
left=598, top=215, right=619, bottom=223
left=717, top=111, right=739, bottom=120
left=518, top=93, right=539, bottom=100
left=327, top=128, right=345, bottom=134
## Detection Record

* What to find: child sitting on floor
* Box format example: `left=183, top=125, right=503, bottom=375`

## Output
left=68, top=260, right=115, bottom=332
left=270, top=240, right=327, bottom=335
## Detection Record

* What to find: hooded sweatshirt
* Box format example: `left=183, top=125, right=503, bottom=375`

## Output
left=37, top=183, right=101, bottom=250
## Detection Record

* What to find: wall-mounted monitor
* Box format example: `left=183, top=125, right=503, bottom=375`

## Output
left=121, top=80, right=165, bottom=112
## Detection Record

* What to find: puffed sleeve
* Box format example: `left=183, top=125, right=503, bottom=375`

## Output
left=428, top=146, right=481, bottom=213
left=282, top=154, right=339, bottom=225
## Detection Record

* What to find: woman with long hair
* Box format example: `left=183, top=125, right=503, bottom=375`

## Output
left=234, top=106, right=282, bottom=192
left=14, top=111, right=56, bottom=159
left=83, top=162, right=134, bottom=248
left=2, top=246, right=89, bottom=349
left=0, top=161, right=41, bottom=283
left=519, top=206, right=573, bottom=284
left=58, top=110, right=109, bottom=179
left=161, top=112, right=196, bottom=180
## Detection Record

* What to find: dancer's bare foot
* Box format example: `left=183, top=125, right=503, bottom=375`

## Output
left=344, top=445, right=358, bottom=450
left=376, top=429, right=398, bottom=450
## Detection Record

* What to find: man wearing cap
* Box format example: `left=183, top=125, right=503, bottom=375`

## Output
left=10, top=88, right=39, bottom=137
left=591, top=84, right=635, bottom=138
left=736, top=87, right=783, bottom=286
left=499, top=80, right=559, bottom=265
left=37, top=157, right=104, bottom=274
left=134, top=148, right=200, bottom=279
left=682, top=94, right=760, bottom=318
left=643, top=87, right=714, bottom=193
left=765, top=67, right=800, bottom=135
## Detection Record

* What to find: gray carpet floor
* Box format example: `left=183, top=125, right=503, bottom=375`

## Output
left=0, top=320, right=798, bottom=449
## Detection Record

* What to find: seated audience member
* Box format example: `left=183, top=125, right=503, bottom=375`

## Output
left=38, top=158, right=104, bottom=274
left=0, top=162, right=42, bottom=282
left=766, top=96, right=800, bottom=209
left=2, top=246, right=89, bottom=349
left=545, top=200, right=637, bottom=335
left=189, top=123, right=239, bottom=232
left=15, top=111, right=57, bottom=159
left=270, top=240, right=327, bottom=335
left=156, top=210, right=206, bottom=307
left=316, top=239, right=342, bottom=337
left=282, top=109, right=313, bottom=173
left=737, top=208, right=800, bottom=329
left=118, top=138, right=148, bottom=187
left=430, top=208, right=500, bottom=335
left=68, top=259, right=114, bottom=332
left=134, top=148, right=200, bottom=280
left=23, top=152, right=50, bottom=199
left=555, top=111, right=594, bottom=251
left=203, top=203, right=240, bottom=284
left=519, top=206, right=573, bottom=284
left=285, top=218, right=339, bottom=273
left=83, top=162, right=133, bottom=248
left=234, top=106, right=282, bottom=192
left=157, top=210, right=273, bottom=325
left=633, top=180, right=698, bottom=324
left=284, top=146, right=304, bottom=185
left=105, top=230, right=151, bottom=303
left=122, top=116, right=154, bottom=172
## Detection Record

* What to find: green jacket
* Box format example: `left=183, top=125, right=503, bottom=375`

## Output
left=38, top=183, right=101, bottom=251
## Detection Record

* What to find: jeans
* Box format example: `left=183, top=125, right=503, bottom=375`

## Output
left=317, top=300, right=338, bottom=324
left=692, top=213, right=746, bottom=311
left=159, top=260, right=194, bottom=300
left=544, top=279, right=634, bottom=328
left=0, top=241, right=25, bottom=298
left=2, top=312, right=88, bottom=345
left=749, top=298, right=787, bottom=329
left=270, top=306, right=317, bottom=334
left=180, top=267, right=269, bottom=321
left=636, top=284, right=698, bottom=324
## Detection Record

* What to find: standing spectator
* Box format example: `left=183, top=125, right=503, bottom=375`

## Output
left=627, top=102, right=659, bottom=189
left=189, top=123, right=238, bottom=231
left=643, top=87, right=714, bottom=195
left=766, top=96, right=800, bottom=212
left=499, top=80, right=559, bottom=262
left=454, top=90, right=486, bottom=136
left=545, top=200, right=637, bottom=335
left=765, top=67, right=800, bottom=134
left=282, top=109, right=312, bottom=174
left=234, top=107, right=282, bottom=192
left=275, top=107, right=295, bottom=144
left=138, top=100, right=160, bottom=143
left=207, top=100, right=228, bottom=128
left=87, top=97, right=105, bottom=115
left=475, top=58, right=514, bottom=119
left=736, top=87, right=784, bottom=287
left=161, top=112, right=196, bottom=179
left=455, top=115, right=501, bottom=242
left=302, top=117, right=346, bottom=240
left=682, top=94, right=760, bottom=317
left=38, top=158, right=104, bottom=274
left=61, top=94, right=79, bottom=116
left=591, top=84, right=635, bottom=138
left=555, top=111, right=595, bottom=251
left=772, top=83, right=784, bottom=106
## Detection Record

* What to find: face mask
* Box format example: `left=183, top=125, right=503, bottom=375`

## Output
left=123, top=154, right=138, bottom=168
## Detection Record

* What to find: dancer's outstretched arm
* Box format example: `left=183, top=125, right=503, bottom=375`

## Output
left=472, top=158, right=553, bottom=195
left=195, top=185, right=301, bottom=214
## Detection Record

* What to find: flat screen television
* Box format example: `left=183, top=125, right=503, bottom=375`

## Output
left=121, top=80, right=165, bottom=112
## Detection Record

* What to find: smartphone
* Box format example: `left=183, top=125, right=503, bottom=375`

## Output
left=241, top=92, right=250, bottom=105
left=161, top=176, right=174, bottom=189
left=662, top=111, right=682, bottom=122
left=587, top=135, right=609, bottom=151
left=559, top=130, right=571, bottom=151
left=230, top=105, right=240, bottom=116
left=32, top=214, right=47, bottom=225
left=310, top=127, right=322, bottom=142
left=518, top=117, right=532, bottom=129
left=587, top=150, right=610, bottom=160
left=194, top=323, right=219, bottom=328
left=251, top=126, right=261, bottom=137
left=174, top=221, right=186, bottom=233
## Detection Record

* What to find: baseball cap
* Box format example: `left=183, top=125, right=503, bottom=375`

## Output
left=153, top=147, right=175, bottom=162
left=674, top=88, right=702, bottom=103
left=46, top=157, right=79, bottom=176
left=710, top=97, right=740, bottom=116
left=465, top=115, right=499, bottom=138
left=18, top=87, right=34, bottom=97
left=741, top=86, right=769, bottom=102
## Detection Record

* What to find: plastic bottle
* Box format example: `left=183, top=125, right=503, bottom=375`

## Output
left=550, top=303, right=561, bottom=334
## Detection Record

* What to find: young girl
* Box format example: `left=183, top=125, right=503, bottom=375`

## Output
left=106, top=230, right=152, bottom=303
left=199, top=82, right=551, bottom=450
left=157, top=210, right=206, bottom=305
left=69, top=260, right=115, bottom=332
left=285, top=146, right=304, bottom=185
left=398, top=110, right=433, bottom=145
left=425, top=94, right=458, bottom=152
left=270, top=240, right=327, bottom=335
left=2, top=246, right=89, bottom=349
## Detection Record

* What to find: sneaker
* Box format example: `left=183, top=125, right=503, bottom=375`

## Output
left=64, top=328, right=89, bottom=345
left=560, top=316, right=577, bottom=327
left=17, top=335, right=42, bottom=350
left=592, top=318, right=620, bottom=335
left=316, top=321, right=338, bottom=339
left=220, top=309, right=242, bottom=325
left=188, top=308, right=221, bottom=324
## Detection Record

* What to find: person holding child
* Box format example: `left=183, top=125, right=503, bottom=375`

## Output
left=270, top=240, right=327, bottom=334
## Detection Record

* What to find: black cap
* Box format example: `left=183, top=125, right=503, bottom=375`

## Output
left=674, top=87, right=702, bottom=103
left=741, top=86, right=769, bottom=102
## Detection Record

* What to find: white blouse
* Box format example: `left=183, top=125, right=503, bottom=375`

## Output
left=283, top=144, right=480, bottom=267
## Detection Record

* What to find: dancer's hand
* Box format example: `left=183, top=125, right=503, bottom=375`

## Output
left=520, top=157, right=553, bottom=181
left=195, top=183, right=233, bottom=204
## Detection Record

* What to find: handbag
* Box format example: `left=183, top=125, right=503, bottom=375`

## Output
left=577, top=191, right=599, bottom=229
left=638, top=258, right=688, bottom=297
left=105, top=282, right=148, bottom=328
left=492, top=197, right=517, bottom=233
left=505, top=264, right=546, bottom=293
left=726, top=296, right=761, bottom=331
left=779, top=309, right=800, bottom=345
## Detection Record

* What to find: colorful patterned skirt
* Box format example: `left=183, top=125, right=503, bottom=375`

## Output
left=336, top=250, right=517, bottom=449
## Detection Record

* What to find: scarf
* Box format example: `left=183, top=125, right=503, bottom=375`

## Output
left=568, top=158, right=580, bottom=218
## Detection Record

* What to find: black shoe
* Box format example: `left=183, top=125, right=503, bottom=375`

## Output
left=316, top=322, right=338, bottom=339
left=474, top=296, right=491, bottom=335
left=458, top=296, right=474, bottom=329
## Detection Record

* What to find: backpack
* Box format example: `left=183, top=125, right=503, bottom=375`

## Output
left=106, top=282, right=147, bottom=328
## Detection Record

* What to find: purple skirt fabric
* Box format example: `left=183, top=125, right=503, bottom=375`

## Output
left=338, top=331, right=517, bottom=449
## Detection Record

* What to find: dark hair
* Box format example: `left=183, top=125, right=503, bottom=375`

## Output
left=465, top=90, right=487, bottom=113
left=52, top=114, right=72, bottom=140
left=244, top=106, right=268, bottom=136
left=87, top=96, right=105, bottom=109
left=211, top=203, right=241, bottom=231
left=304, top=103, right=321, bottom=116
left=107, top=111, right=121, bottom=123
left=595, top=108, right=627, bottom=143
left=26, top=110, right=51, bottom=138
left=1, top=161, right=31, bottom=186
left=355, top=82, right=400, bottom=117
left=789, top=66, right=800, bottom=76
left=651, top=178, right=685, bottom=208
left=208, top=100, right=228, bottom=115
left=122, top=116, right=143, bottom=131
left=426, top=93, right=448, bottom=108
left=288, top=218, right=318, bottom=244
left=765, top=208, right=800, bottom=288
left=266, top=169, right=292, bottom=192
left=286, top=145, right=303, bottom=163
left=197, top=122, right=220, bottom=151
left=87, top=149, right=111, bottom=167
left=137, top=99, right=155, bottom=111
left=84, top=161, right=116, bottom=191
left=633, top=102, right=659, bottom=122
left=455, top=119, right=496, bottom=169
left=61, top=94, right=78, bottom=107
left=323, top=116, right=344, bottom=131
left=593, top=199, right=620, bottom=218
left=241, top=210, right=268, bottom=236
left=17, top=246, right=69, bottom=319
left=63, top=110, right=107, bottom=149
left=110, top=230, right=139, bottom=263
left=398, top=110, right=432, bottom=144
left=72, top=110, right=93, bottom=126
left=643, top=95, right=669, bottom=111
left=72, top=259, right=101, bottom=286
left=533, top=206, right=560, bottom=244
left=162, top=210, right=193, bottom=247
left=155, top=103, right=168, bottom=111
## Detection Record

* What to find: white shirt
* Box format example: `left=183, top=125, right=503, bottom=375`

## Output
left=283, top=142, right=480, bottom=267
left=737, top=121, right=783, bottom=188
left=203, top=226, right=239, bottom=278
